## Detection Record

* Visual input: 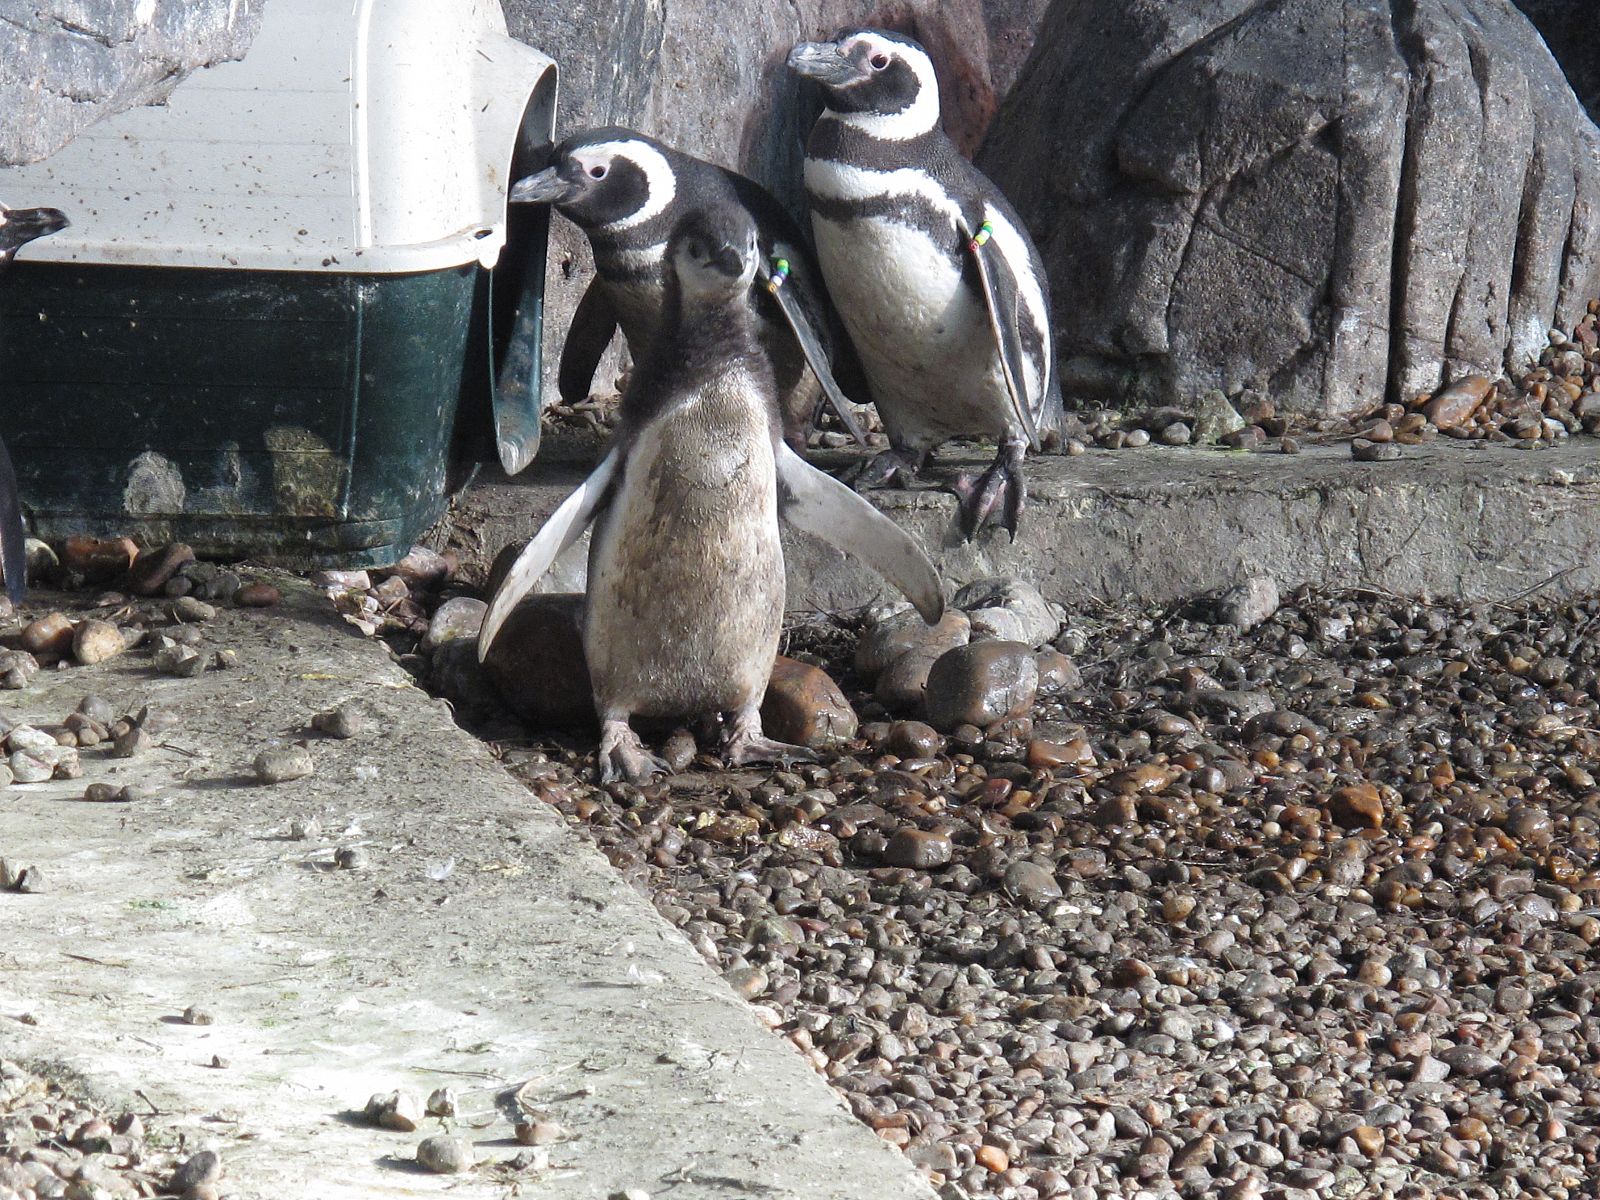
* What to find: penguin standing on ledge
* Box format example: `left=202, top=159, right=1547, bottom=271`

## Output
left=789, top=30, right=1062, bottom=538
left=512, top=128, right=867, bottom=449
left=0, top=204, right=68, bottom=604
left=478, top=201, right=943, bottom=785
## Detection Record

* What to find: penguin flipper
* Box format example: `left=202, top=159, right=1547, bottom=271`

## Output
left=756, top=259, right=868, bottom=448
left=776, top=443, right=943, bottom=624
left=959, top=215, right=1040, bottom=453
left=477, top=445, right=622, bottom=661
left=558, top=279, right=620, bottom=406
left=0, top=434, right=24, bottom=605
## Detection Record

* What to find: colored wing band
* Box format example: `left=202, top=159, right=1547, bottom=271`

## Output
left=766, top=256, right=791, bottom=294
left=967, top=221, right=994, bottom=252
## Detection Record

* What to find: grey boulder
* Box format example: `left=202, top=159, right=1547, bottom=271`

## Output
left=982, top=0, right=1600, bottom=421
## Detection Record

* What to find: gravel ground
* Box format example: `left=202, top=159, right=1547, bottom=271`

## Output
left=0, top=1059, right=224, bottom=1200
left=546, top=300, right=1600, bottom=459
left=462, top=587, right=1600, bottom=1200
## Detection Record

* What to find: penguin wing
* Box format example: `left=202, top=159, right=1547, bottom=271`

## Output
left=958, top=214, right=1040, bottom=452
left=477, top=445, right=622, bottom=661
left=775, top=443, right=943, bottom=624
left=755, top=258, right=868, bottom=447
left=0, top=434, right=24, bottom=605
left=558, top=279, right=620, bottom=405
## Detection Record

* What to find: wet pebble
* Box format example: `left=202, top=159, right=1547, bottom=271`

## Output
left=923, top=641, right=1038, bottom=731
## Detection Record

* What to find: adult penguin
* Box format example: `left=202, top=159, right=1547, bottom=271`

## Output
left=0, top=204, right=68, bottom=604
left=789, top=29, right=1063, bottom=538
left=512, top=127, right=869, bottom=449
left=478, top=201, right=943, bottom=784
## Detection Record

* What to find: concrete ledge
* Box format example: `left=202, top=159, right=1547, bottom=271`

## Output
left=0, top=585, right=933, bottom=1200
left=447, top=441, right=1600, bottom=607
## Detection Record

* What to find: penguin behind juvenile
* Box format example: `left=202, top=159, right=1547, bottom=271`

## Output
left=788, top=29, right=1063, bottom=538
left=0, top=203, right=69, bottom=605
left=512, top=127, right=865, bottom=449
left=477, top=201, right=943, bottom=785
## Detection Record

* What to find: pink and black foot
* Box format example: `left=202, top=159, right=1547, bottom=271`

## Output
left=953, top=437, right=1027, bottom=541
left=849, top=445, right=926, bottom=491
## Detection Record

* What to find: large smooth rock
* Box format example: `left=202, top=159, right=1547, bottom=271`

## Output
left=761, top=656, right=858, bottom=749
left=0, top=2, right=264, bottom=166
left=981, top=0, right=1600, bottom=420
left=480, top=593, right=596, bottom=729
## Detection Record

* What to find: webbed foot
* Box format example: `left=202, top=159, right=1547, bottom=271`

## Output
left=597, top=718, right=671, bottom=785
left=848, top=445, right=926, bottom=491
left=952, top=438, right=1027, bottom=541
left=723, top=705, right=818, bottom=769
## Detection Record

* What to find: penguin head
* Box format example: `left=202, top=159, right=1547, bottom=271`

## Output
left=0, top=205, right=68, bottom=265
left=787, top=30, right=938, bottom=135
left=665, top=206, right=758, bottom=305
left=510, top=128, right=677, bottom=232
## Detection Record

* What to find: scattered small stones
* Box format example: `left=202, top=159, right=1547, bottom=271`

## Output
left=0, top=860, right=43, bottom=893
left=234, top=581, right=282, bottom=608
left=1212, top=574, right=1281, bottom=631
left=334, top=846, right=369, bottom=870
left=367, top=1089, right=424, bottom=1131
left=513, top=1117, right=567, bottom=1146
left=462, top=583, right=1600, bottom=1200
left=1351, top=437, right=1402, bottom=462
left=0, top=649, right=39, bottom=689
left=421, top=595, right=487, bottom=652
left=253, top=745, right=314, bottom=784
left=19, top=611, right=74, bottom=657
left=415, top=1133, right=474, bottom=1174
left=154, top=643, right=207, bottom=678
left=168, top=1149, right=221, bottom=1193
left=883, top=827, right=954, bottom=869
left=955, top=577, right=1061, bottom=647
left=1193, top=389, right=1246, bottom=444
left=170, top=595, right=217, bottom=623
left=72, top=618, right=127, bottom=665
left=426, top=1087, right=458, bottom=1118
left=311, top=701, right=366, bottom=740
left=128, top=543, right=196, bottom=595
left=60, top=535, right=138, bottom=583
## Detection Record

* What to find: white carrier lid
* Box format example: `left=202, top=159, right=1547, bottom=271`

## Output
left=0, top=0, right=556, bottom=274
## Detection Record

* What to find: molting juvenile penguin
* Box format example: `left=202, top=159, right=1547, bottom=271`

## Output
left=512, top=127, right=867, bottom=448
left=477, top=202, right=943, bottom=785
left=788, top=30, right=1062, bottom=538
left=0, top=204, right=68, bottom=605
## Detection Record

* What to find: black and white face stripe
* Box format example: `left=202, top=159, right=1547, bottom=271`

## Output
left=0, top=205, right=68, bottom=262
left=789, top=30, right=940, bottom=141
left=531, top=133, right=678, bottom=237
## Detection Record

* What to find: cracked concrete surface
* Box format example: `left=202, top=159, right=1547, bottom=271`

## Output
left=0, top=583, right=933, bottom=1200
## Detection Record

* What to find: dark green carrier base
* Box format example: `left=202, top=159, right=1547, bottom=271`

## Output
left=0, top=245, right=542, bottom=568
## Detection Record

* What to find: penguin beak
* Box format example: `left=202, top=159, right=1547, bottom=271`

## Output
left=787, top=41, right=862, bottom=88
left=0, top=207, right=68, bottom=255
left=707, top=241, right=747, bottom=279
left=510, top=168, right=578, bottom=206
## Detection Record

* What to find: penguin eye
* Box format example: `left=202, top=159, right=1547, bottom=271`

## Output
left=588, top=164, right=608, bottom=180
left=869, top=52, right=890, bottom=70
